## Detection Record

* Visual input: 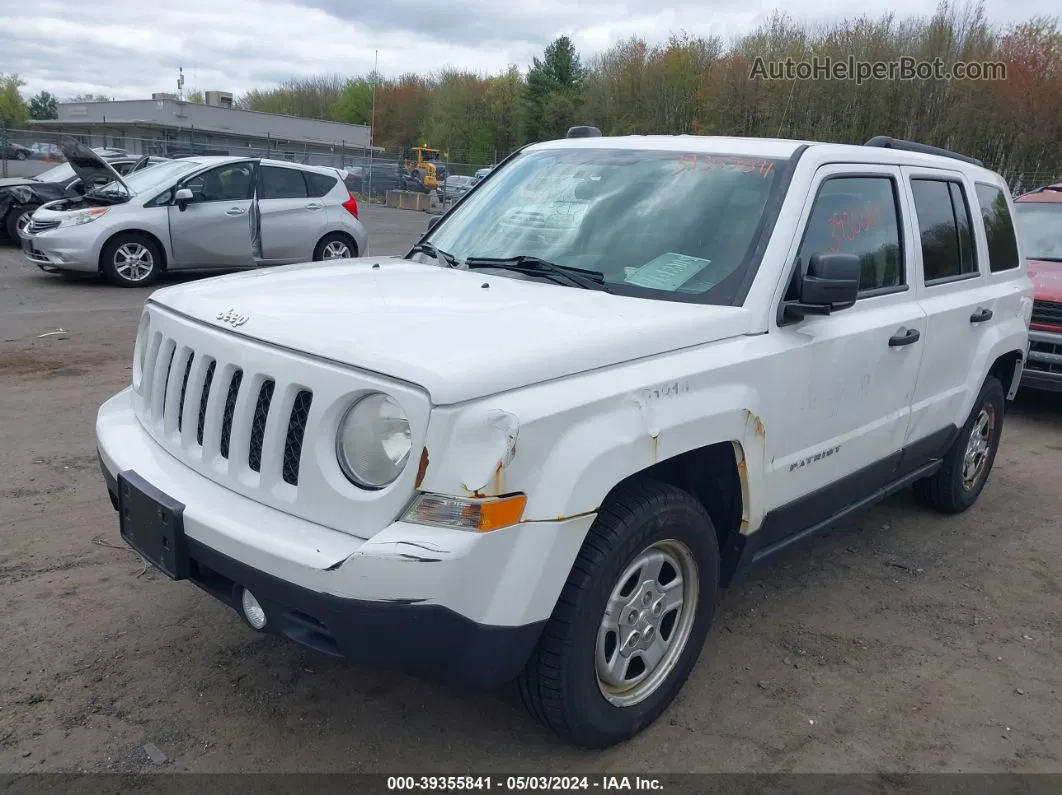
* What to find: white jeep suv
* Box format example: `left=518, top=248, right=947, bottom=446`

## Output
left=96, top=131, right=1032, bottom=748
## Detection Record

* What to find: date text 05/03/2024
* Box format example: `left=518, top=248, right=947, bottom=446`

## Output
left=386, top=776, right=665, bottom=791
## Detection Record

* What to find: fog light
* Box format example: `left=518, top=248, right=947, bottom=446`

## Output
left=241, top=588, right=267, bottom=630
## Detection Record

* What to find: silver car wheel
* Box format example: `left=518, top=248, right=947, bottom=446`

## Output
left=595, top=539, right=699, bottom=707
left=113, top=243, right=155, bottom=282
left=322, top=240, right=351, bottom=259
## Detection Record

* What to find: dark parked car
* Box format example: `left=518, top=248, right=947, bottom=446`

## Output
left=2, top=141, right=33, bottom=161
left=0, top=152, right=169, bottom=241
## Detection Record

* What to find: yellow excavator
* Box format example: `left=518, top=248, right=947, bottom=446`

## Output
left=399, top=145, right=448, bottom=193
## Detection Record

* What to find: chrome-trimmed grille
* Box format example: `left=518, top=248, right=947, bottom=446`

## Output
left=27, top=218, right=60, bottom=234
left=1031, top=299, right=1062, bottom=327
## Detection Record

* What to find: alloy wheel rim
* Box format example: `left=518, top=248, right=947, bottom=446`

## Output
left=322, top=240, right=350, bottom=259
left=962, top=403, right=995, bottom=491
left=16, top=211, right=32, bottom=235
left=595, top=539, right=699, bottom=707
left=114, top=243, right=154, bottom=282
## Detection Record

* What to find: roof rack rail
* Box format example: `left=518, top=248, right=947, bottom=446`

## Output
left=863, top=136, right=983, bottom=167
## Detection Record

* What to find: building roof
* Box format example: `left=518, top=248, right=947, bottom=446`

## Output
left=30, top=98, right=372, bottom=149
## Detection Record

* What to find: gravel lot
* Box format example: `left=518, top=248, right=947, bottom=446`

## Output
left=2, top=204, right=1061, bottom=777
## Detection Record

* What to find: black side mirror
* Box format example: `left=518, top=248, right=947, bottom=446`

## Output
left=782, top=253, right=861, bottom=324
left=426, top=214, right=443, bottom=232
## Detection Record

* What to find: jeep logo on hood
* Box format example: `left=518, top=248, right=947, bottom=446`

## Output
left=215, top=309, right=249, bottom=328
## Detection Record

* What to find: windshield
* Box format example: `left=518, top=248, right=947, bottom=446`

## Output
left=422, top=147, right=786, bottom=304
left=34, top=163, right=76, bottom=184
left=1015, top=203, right=1062, bottom=261
left=91, top=159, right=204, bottom=198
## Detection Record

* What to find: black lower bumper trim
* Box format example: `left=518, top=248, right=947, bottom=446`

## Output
left=100, top=465, right=544, bottom=689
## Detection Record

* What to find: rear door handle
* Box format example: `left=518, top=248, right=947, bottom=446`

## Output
left=970, top=307, right=993, bottom=323
left=305, top=202, right=323, bottom=210
left=226, top=207, right=246, bottom=216
left=889, top=327, right=921, bottom=347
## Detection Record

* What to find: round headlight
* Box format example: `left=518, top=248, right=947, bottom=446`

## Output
left=336, top=392, right=412, bottom=489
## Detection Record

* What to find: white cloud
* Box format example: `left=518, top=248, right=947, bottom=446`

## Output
left=0, top=0, right=1055, bottom=99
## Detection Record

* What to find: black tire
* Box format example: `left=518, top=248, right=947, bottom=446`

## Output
left=6, top=204, right=39, bottom=241
left=313, top=232, right=357, bottom=261
left=914, top=375, right=1005, bottom=514
left=100, top=233, right=162, bottom=287
left=16, top=150, right=27, bottom=161
left=518, top=479, right=720, bottom=748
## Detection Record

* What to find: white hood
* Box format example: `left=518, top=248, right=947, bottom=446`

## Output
left=148, top=257, right=750, bottom=404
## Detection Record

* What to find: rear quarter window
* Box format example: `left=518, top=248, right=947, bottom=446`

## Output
left=306, top=171, right=339, bottom=198
left=974, top=183, right=1021, bottom=272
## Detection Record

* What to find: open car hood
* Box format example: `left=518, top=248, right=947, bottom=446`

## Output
left=59, top=138, right=129, bottom=194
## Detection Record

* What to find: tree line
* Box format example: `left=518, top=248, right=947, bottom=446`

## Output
left=2, top=1, right=1059, bottom=189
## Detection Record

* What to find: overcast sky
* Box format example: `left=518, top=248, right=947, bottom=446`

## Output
left=1, top=0, right=1056, bottom=100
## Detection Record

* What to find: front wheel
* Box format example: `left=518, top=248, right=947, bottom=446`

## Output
left=914, top=375, right=1005, bottom=513
left=100, top=234, right=162, bottom=287
left=518, top=479, right=719, bottom=748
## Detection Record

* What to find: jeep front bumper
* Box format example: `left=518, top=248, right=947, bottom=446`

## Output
left=96, top=387, right=594, bottom=688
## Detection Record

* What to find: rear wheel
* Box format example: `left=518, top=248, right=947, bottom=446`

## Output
left=518, top=479, right=719, bottom=748
left=100, top=233, right=162, bottom=287
left=313, top=232, right=356, bottom=261
left=6, top=204, right=39, bottom=241
left=914, top=375, right=1005, bottom=514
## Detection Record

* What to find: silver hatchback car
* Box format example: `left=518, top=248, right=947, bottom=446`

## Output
left=20, top=141, right=369, bottom=287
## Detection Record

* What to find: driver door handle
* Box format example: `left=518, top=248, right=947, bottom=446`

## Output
left=226, top=206, right=246, bottom=216
left=889, top=327, right=921, bottom=347
left=970, top=307, right=993, bottom=324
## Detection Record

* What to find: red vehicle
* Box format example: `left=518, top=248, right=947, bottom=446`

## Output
left=1014, top=183, right=1062, bottom=391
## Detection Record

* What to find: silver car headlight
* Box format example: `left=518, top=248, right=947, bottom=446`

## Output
left=336, top=392, right=412, bottom=489
left=57, top=207, right=110, bottom=228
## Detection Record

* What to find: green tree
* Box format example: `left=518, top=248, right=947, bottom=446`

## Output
left=186, top=90, right=205, bottom=104
left=332, top=77, right=374, bottom=125
left=523, top=36, right=586, bottom=141
left=28, top=90, right=58, bottom=120
left=0, top=73, right=28, bottom=129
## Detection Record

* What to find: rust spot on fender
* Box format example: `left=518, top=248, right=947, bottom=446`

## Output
left=491, top=459, right=506, bottom=495
left=521, top=508, right=599, bottom=524
left=414, top=447, right=429, bottom=489
left=743, top=409, right=766, bottom=439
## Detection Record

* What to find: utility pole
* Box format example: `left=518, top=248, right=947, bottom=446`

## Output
left=367, top=49, right=378, bottom=199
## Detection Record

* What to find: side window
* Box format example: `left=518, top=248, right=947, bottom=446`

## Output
left=974, top=183, right=1021, bottom=272
left=306, top=171, right=338, bottom=198
left=910, top=179, right=979, bottom=283
left=260, top=166, right=308, bottom=199
left=113, top=161, right=134, bottom=175
left=183, top=163, right=255, bottom=204
left=795, top=176, right=904, bottom=293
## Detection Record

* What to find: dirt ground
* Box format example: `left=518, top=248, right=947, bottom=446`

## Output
left=1, top=205, right=1061, bottom=778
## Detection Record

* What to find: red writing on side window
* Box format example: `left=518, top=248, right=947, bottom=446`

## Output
left=825, top=204, right=883, bottom=252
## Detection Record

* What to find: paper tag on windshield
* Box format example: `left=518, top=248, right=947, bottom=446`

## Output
left=623, top=253, right=712, bottom=291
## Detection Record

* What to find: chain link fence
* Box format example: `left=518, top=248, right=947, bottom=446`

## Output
left=4, top=125, right=1054, bottom=196
left=0, top=127, right=496, bottom=198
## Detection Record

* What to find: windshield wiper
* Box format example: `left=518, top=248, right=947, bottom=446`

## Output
left=464, top=255, right=610, bottom=291
left=408, top=241, right=458, bottom=268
